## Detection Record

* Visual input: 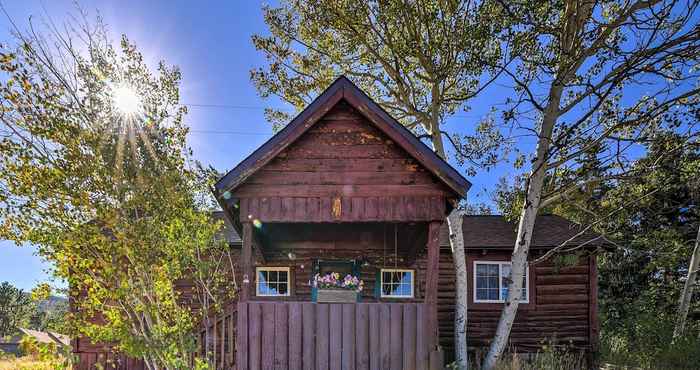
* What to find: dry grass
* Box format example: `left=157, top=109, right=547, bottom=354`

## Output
left=0, top=356, right=67, bottom=370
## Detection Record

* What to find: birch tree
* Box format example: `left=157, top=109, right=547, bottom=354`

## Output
left=675, top=224, right=700, bottom=338
left=0, top=13, right=233, bottom=369
left=482, top=0, right=700, bottom=367
left=252, top=1, right=507, bottom=367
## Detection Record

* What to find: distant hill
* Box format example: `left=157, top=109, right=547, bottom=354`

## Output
left=35, top=296, right=68, bottom=313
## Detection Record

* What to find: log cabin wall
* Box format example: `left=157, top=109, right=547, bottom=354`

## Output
left=422, top=245, right=596, bottom=360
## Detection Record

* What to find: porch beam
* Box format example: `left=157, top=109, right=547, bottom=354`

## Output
left=424, top=220, right=442, bottom=350
left=241, top=222, right=254, bottom=301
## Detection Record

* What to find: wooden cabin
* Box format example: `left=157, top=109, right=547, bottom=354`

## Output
left=73, top=76, right=602, bottom=369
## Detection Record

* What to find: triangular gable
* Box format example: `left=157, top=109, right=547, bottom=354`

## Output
left=214, top=76, right=471, bottom=198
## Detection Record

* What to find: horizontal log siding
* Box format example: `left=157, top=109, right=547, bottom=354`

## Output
left=232, top=101, right=451, bottom=223
left=422, top=248, right=593, bottom=357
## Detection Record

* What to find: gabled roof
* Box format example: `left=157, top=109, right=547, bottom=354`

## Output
left=214, top=76, right=471, bottom=198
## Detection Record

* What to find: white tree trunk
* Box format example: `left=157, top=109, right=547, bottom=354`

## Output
left=448, top=210, right=469, bottom=370
left=482, top=82, right=563, bottom=370
left=674, top=224, right=700, bottom=338
left=426, top=100, right=471, bottom=368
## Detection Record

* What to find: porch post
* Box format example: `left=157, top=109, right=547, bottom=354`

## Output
left=425, top=220, right=442, bottom=350
left=241, top=222, right=254, bottom=302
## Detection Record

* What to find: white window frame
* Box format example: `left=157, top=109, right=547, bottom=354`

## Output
left=255, top=266, right=291, bottom=297
left=473, top=261, right=529, bottom=303
left=380, top=268, right=414, bottom=298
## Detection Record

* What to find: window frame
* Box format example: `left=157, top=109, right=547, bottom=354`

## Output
left=255, top=266, right=291, bottom=297
left=473, top=261, right=529, bottom=304
left=379, top=268, right=415, bottom=299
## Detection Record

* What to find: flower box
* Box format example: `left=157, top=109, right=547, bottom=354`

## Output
left=316, top=288, right=358, bottom=303
left=312, top=272, right=364, bottom=303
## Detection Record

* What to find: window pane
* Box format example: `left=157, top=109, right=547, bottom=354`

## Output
left=476, top=289, right=488, bottom=300
left=257, top=269, right=289, bottom=296
left=476, top=276, right=488, bottom=289
left=487, top=276, right=498, bottom=289
left=383, top=272, right=392, bottom=284
left=487, top=288, right=499, bottom=300
left=381, top=270, right=412, bottom=297
left=488, top=264, right=499, bottom=275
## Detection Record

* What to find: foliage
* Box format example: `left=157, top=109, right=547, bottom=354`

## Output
left=447, top=343, right=587, bottom=370
left=252, top=0, right=509, bottom=172
left=0, top=282, right=32, bottom=337
left=0, top=13, right=232, bottom=369
left=601, top=313, right=700, bottom=370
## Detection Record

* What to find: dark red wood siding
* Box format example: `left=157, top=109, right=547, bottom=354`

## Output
left=232, top=101, right=450, bottom=223
left=426, top=247, right=596, bottom=357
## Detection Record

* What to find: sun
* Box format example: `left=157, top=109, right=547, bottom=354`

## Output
left=112, top=84, right=142, bottom=116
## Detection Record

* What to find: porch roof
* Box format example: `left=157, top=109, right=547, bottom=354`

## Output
left=216, top=212, right=608, bottom=250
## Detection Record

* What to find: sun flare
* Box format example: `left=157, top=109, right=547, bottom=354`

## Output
left=113, top=84, right=142, bottom=116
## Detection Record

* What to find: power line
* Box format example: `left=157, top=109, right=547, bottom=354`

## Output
left=180, top=102, right=484, bottom=119
left=189, top=129, right=272, bottom=136
left=181, top=103, right=293, bottom=111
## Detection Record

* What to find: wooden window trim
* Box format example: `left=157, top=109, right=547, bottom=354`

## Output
left=473, top=261, right=529, bottom=304
left=380, top=268, right=415, bottom=298
left=255, top=266, right=291, bottom=297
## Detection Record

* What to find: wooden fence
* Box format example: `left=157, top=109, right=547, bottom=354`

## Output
left=237, top=301, right=438, bottom=370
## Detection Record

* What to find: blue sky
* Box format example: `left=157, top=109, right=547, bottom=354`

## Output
left=0, top=0, right=511, bottom=291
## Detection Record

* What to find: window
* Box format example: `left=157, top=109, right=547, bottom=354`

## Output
left=380, top=269, right=414, bottom=298
left=256, top=267, right=291, bottom=296
left=474, top=261, right=528, bottom=303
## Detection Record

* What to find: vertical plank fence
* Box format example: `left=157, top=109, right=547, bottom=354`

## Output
left=237, top=301, right=436, bottom=370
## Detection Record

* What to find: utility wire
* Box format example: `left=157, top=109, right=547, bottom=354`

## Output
left=180, top=102, right=484, bottom=119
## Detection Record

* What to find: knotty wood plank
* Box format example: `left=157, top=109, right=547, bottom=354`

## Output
left=342, top=304, right=356, bottom=370
left=416, top=304, right=428, bottom=370
left=249, top=303, right=262, bottom=370
left=369, top=304, right=380, bottom=370
left=275, top=304, right=289, bottom=370
left=264, top=158, right=419, bottom=172
left=228, top=308, right=235, bottom=366
left=261, top=303, right=275, bottom=370
left=303, top=303, right=316, bottom=370
left=379, top=304, right=391, bottom=370
left=289, top=303, right=303, bottom=370
left=316, top=304, right=330, bottom=370
left=330, top=304, right=343, bottom=370
left=356, top=303, right=370, bottom=370
left=403, top=304, right=417, bottom=370
left=390, top=304, right=403, bottom=370
left=235, top=184, right=449, bottom=198
left=294, top=198, right=307, bottom=221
